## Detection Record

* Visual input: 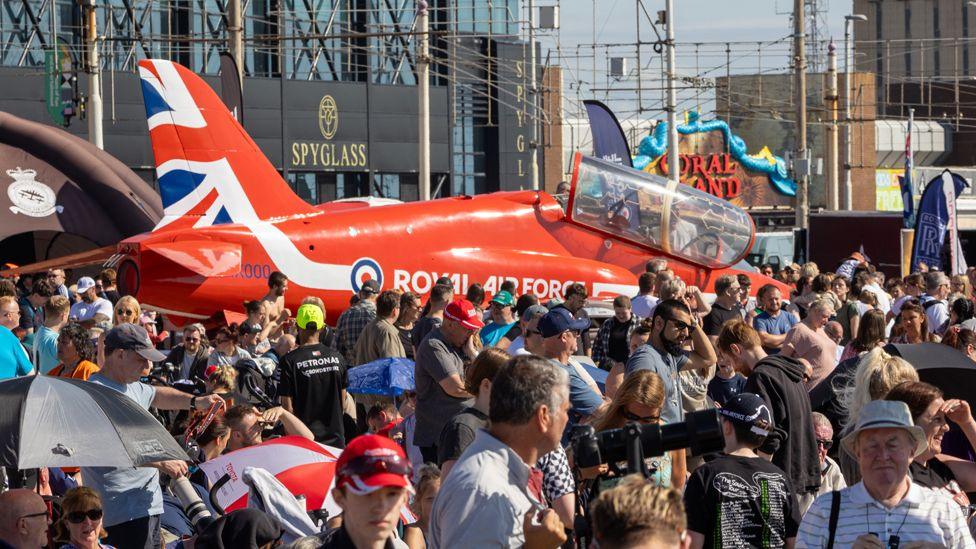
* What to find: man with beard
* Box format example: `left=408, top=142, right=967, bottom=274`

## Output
left=168, top=323, right=210, bottom=381
left=753, top=284, right=798, bottom=354
left=68, top=277, right=113, bottom=329
left=623, top=299, right=716, bottom=424
left=260, top=271, right=289, bottom=324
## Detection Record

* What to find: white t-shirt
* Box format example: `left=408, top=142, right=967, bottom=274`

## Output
left=631, top=294, right=659, bottom=319
left=69, top=298, right=113, bottom=322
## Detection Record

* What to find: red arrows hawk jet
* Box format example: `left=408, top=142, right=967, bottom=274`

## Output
left=109, top=59, right=781, bottom=323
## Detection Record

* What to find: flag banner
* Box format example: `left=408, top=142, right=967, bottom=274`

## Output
left=584, top=100, right=633, bottom=167
left=911, top=171, right=969, bottom=273
left=903, top=113, right=915, bottom=228
left=219, top=52, right=244, bottom=123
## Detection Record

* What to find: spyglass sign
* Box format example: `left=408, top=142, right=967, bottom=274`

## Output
left=290, top=94, right=368, bottom=170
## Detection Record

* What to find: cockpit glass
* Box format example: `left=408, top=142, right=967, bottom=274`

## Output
left=569, top=154, right=754, bottom=269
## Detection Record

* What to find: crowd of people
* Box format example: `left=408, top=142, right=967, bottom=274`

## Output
left=3, top=255, right=976, bottom=548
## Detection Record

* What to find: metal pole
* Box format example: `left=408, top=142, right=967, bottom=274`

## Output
left=84, top=0, right=103, bottom=149
left=228, top=0, right=243, bottom=85
left=794, top=0, right=807, bottom=228
left=826, top=41, right=838, bottom=211
left=665, top=0, right=679, bottom=183
left=843, top=18, right=852, bottom=210
left=418, top=1, right=430, bottom=200
left=528, top=0, right=538, bottom=190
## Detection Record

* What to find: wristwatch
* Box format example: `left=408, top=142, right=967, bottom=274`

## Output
left=190, top=396, right=198, bottom=410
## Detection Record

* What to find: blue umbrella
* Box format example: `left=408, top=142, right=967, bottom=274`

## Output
left=348, top=357, right=416, bottom=397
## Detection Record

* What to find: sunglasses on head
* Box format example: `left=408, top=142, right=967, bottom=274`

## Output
left=339, top=453, right=412, bottom=479
left=622, top=409, right=660, bottom=423
left=66, top=509, right=102, bottom=523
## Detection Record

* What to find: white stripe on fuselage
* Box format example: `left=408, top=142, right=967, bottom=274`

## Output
left=154, top=158, right=351, bottom=291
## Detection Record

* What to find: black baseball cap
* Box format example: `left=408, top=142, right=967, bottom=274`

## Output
left=360, top=280, right=381, bottom=295
left=718, top=393, right=773, bottom=437
left=104, top=323, right=167, bottom=361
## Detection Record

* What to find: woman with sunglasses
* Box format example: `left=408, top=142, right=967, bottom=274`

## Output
left=206, top=324, right=253, bottom=370
left=582, top=370, right=686, bottom=491
left=54, top=487, right=115, bottom=549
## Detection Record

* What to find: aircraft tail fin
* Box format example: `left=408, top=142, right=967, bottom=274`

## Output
left=137, top=59, right=316, bottom=231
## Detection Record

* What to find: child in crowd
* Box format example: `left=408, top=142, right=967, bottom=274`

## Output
left=683, top=393, right=802, bottom=549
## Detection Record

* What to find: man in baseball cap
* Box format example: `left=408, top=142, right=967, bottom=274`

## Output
left=684, top=393, right=802, bottom=548
left=69, top=276, right=113, bottom=328
left=413, top=299, right=481, bottom=463
left=302, top=434, right=411, bottom=548
left=480, top=291, right=516, bottom=348
left=295, top=303, right=324, bottom=331
left=104, top=323, right=167, bottom=362
left=539, top=308, right=604, bottom=438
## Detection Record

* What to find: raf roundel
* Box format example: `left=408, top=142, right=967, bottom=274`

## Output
left=350, top=257, right=383, bottom=293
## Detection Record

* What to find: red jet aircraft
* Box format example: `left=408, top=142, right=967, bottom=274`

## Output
left=93, top=59, right=781, bottom=323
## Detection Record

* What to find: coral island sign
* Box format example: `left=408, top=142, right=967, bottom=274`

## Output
left=633, top=112, right=796, bottom=209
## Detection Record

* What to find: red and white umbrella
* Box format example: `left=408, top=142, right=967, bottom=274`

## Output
left=198, top=435, right=417, bottom=523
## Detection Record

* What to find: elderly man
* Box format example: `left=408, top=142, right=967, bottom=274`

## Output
left=167, top=323, right=209, bottom=380
left=796, top=400, right=975, bottom=548
left=0, top=489, right=49, bottom=549
left=68, top=276, right=113, bottom=328
left=508, top=304, right=548, bottom=356
left=796, top=412, right=847, bottom=513
left=429, top=355, right=569, bottom=549
left=0, top=296, right=32, bottom=380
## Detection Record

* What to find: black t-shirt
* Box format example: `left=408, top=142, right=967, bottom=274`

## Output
left=910, top=458, right=956, bottom=489
left=503, top=323, right=521, bottom=342
left=437, top=407, right=488, bottom=465
left=684, top=454, right=801, bottom=548
left=607, top=318, right=631, bottom=363
left=411, top=316, right=442, bottom=349
left=706, top=373, right=748, bottom=406
left=278, top=343, right=347, bottom=448
left=702, top=302, right=743, bottom=337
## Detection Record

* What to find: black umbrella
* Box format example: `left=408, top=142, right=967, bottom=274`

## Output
left=0, top=375, right=189, bottom=468
left=884, top=342, right=976, bottom=410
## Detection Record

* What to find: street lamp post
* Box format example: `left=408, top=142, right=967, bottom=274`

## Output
left=843, top=13, right=867, bottom=210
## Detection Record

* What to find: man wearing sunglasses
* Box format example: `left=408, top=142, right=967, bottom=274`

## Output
left=620, top=299, right=717, bottom=425
left=796, top=412, right=846, bottom=512
left=0, top=489, right=49, bottom=549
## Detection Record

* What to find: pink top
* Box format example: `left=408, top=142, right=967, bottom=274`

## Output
left=782, top=322, right=839, bottom=390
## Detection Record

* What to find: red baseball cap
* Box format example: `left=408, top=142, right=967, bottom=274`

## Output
left=444, top=298, right=485, bottom=330
left=335, top=434, right=412, bottom=495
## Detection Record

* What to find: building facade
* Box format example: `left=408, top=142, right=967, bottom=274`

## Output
left=0, top=0, right=539, bottom=202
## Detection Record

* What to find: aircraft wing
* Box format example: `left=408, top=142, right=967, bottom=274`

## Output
left=0, top=245, right=118, bottom=277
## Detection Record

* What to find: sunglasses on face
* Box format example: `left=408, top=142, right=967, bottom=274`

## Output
left=816, top=439, right=833, bottom=450
left=622, top=409, right=660, bottom=423
left=66, top=509, right=103, bottom=523
left=185, top=336, right=201, bottom=342
left=116, top=309, right=135, bottom=315
left=665, top=317, right=693, bottom=331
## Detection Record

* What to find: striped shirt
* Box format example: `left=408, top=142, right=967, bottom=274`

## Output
left=796, top=481, right=975, bottom=548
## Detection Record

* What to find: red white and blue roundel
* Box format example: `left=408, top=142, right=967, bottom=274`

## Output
left=350, top=258, right=383, bottom=293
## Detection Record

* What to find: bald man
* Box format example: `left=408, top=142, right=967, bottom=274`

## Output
left=0, top=489, right=49, bottom=549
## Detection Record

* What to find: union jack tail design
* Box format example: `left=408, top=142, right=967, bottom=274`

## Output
left=138, top=59, right=316, bottom=231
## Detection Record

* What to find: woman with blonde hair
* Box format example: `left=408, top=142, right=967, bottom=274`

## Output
left=55, top=486, right=115, bottom=549
left=587, top=370, right=686, bottom=490
left=834, top=346, right=919, bottom=483
left=112, top=295, right=140, bottom=326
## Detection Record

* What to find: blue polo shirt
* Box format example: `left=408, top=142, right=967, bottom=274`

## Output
left=625, top=343, right=689, bottom=424
left=0, top=326, right=32, bottom=380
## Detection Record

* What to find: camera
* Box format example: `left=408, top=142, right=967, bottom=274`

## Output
left=571, top=408, right=725, bottom=472
left=169, top=476, right=214, bottom=532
